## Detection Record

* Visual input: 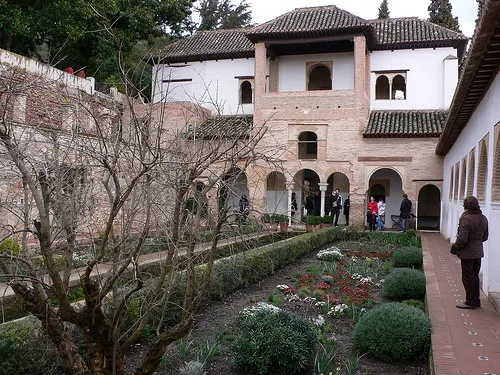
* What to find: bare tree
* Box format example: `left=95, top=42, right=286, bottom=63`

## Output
left=0, top=50, right=271, bottom=374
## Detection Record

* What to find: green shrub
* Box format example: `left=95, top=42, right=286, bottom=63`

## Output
left=0, top=238, right=20, bottom=255
left=354, top=302, right=431, bottom=362
left=0, top=316, right=63, bottom=375
left=232, top=310, right=317, bottom=374
left=403, top=299, right=425, bottom=311
left=393, top=246, right=423, bottom=269
left=383, top=268, right=426, bottom=300
left=321, top=215, right=333, bottom=224
left=306, top=216, right=322, bottom=225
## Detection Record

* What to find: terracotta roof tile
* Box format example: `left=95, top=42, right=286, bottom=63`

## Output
left=369, top=17, right=468, bottom=49
left=155, top=29, right=254, bottom=64
left=154, top=7, right=468, bottom=63
left=364, top=110, right=446, bottom=138
left=246, top=5, right=371, bottom=41
left=187, top=115, right=253, bottom=140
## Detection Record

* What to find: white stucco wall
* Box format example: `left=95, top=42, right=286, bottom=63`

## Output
left=441, top=72, right=500, bottom=294
left=152, top=58, right=255, bottom=115
left=370, top=47, right=459, bottom=110
left=278, top=53, right=355, bottom=92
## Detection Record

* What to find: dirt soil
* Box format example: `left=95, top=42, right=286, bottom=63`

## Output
left=125, top=244, right=430, bottom=375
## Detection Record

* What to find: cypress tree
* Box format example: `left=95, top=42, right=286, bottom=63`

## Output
left=378, top=0, right=390, bottom=19
left=428, top=0, right=462, bottom=33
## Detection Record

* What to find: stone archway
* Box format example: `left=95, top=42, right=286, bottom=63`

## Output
left=219, top=168, right=248, bottom=222
left=326, top=172, right=350, bottom=224
left=293, top=169, right=320, bottom=220
left=368, top=168, right=404, bottom=229
left=265, top=171, right=287, bottom=214
left=417, top=184, right=441, bottom=230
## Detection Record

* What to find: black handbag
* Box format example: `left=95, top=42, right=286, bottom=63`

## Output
left=450, top=244, right=457, bottom=255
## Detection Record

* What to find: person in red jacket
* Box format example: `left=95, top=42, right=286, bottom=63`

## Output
left=451, top=196, right=489, bottom=309
left=366, top=196, right=378, bottom=232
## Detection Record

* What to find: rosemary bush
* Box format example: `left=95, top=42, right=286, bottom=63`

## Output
left=383, top=268, right=426, bottom=300
left=354, top=302, right=431, bottom=362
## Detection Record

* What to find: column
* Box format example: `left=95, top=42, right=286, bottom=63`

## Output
left=286, top=181, right=295, bottom=224
left=319, top=183, right=328, bottom=217
left=354, top=36, right=367, bottom=98
left=253, top=42, right=267, bottom=113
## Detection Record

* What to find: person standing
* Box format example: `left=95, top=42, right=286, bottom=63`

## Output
left=367, top=196, right=378, bottom=232
left=343, top=195, right=350, bottom=226
left=399, top=194, right=412, bottom=232
left=238, top=194, right=249, bottom=223
left=377, top=199, right=386, bottom=231
left=451, top=196, right=489, bottom=309
left=324, top=191, right=332, bottom=216
left=305, top=192, right=315, bottom=216
left=291, top=192, right=298, bottom=221
left=331, top=189, right=342, bottom=227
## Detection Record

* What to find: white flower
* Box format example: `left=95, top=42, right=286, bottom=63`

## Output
left=313, top=315, right=325, bottom=327
left=314, top=301, right=326, bottom=307
left=277, top=284, right=289, bottom=291
left=327, top=303, right=348, bottom=317
left=360, top=277, right=373, bottom=284
left=240, top=302, right=281, bottom=317
left=303, top=296, right=317, bottom=304
left=317, top=247, right=343, bottom=261
left=285, top=293, right=300, bottom=302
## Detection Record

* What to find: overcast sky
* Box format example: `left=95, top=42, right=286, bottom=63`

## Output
left=247, top=0, right=477, bottom=37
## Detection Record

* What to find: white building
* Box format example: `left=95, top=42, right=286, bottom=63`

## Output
left=437, top=0, right=500, bottom=302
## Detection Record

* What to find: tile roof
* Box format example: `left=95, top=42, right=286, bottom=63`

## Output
left=364, top=110, right=446, bottom=138
left=154, top=29, right=254, bottom=64
left=186, top=115, right=253, bottom=140
left=436, top=0, right=500, bottom=155
left=154, top=7, right=468, bottom=63
left=246, top=5, right=373, bottom=42
left=369, top=17, right=468, bottom=50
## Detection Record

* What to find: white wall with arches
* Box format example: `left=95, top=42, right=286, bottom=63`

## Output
left=370, top=47, right=458, bottom=111
left=441, top=73, right=500, bottom=295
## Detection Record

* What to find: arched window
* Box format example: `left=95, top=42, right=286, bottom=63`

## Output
left=453, top=163, right=459, bottom=200
left=492, top=129, right=500, bottom=201
left=391, top=74, right=406, bottom=99
left=375, top=75, right=390, bottom=99
left=477, top=140, right=488, bottom=201
left=298, top=132, right=318, bottom=160
left=460, top=158, right=466, bottom=199
left=240, top=80, right=253, bottom=104
left=467, top=149, right=475, bottom=198
left=449, top=167, right=453, bottom=200
left=307, top=65, right=332, bottom=91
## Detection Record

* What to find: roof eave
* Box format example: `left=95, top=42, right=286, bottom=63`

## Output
left=436, top=0, right=500, bottom=155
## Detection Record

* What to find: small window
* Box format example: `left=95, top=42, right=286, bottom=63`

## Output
left=298, top=132, right=318, bottom=159
left=307, top=64, right=332, bottom=91
left=240, top=80, right=253, bottom=104
left=392, top=75, right=406, bottom=100
left=375, top=75, right=389, bottom=99
left=374, top=72, right=407, bottom=100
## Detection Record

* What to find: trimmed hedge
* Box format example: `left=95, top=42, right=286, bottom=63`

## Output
left=393, top=246, right=423, bottom=269
left=354, top=302, right=431, bottom=362
left=383, top=268, right=426, bottom=300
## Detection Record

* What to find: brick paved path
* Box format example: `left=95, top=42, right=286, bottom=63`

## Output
left=422, top=232, right=500, bottom=375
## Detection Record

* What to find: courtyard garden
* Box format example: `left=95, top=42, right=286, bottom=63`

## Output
left=126, top=229, right=430, bottom=375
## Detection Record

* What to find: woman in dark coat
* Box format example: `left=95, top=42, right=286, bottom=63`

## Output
left=451, top=196, right=489, bottom=309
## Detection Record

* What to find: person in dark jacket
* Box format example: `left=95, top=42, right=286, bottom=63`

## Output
left=331, top=189, right=342, bottom=227
left=343, top=195, right=350, bottom=226
left=398, top=194, right=412, bottom=232
left=451, top=196, right=489, bottom=309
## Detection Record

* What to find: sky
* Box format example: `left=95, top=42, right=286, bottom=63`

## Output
left=247, top=0, right=477, bottom=37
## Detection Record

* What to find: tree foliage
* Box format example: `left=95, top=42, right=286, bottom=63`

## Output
left=0, top=0, right=195, bottom=100
left=197, top=0, right=252, bottom=31
left=378, top=0, right=390, bottom=19
left=0, top=47, right=271, bottom=374
left=427, top=0, right=462, bottom=33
